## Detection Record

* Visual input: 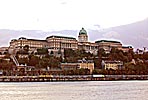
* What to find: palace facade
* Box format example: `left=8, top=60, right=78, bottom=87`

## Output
left=8, top=28, right=133, bottom=56
left=95, top=40, right=122, bottom=53
left=46, top=35, right=78, bottom=57
left=78, top=28, right=98, bottom=55
left=9, top=37, right=49, bottom=54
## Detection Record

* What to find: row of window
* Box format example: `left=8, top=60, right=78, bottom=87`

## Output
left=48, top=39, right=77, bottom=43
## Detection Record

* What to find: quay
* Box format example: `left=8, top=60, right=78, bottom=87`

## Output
left=0, top=75, right=148, bottom=82
left=0, top=75, right=93, bottom=82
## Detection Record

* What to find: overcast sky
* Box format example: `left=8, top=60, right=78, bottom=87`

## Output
left=0, top=0, right=148, bottom=31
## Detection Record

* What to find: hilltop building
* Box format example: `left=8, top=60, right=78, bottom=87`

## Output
left=78, top=28, right=88, bottom=42
left=95, top=40, right=122, bottom=53
left=95, top=40, right=133, bottom=53
left=47, top=35, right=77, bottom=55
left=8, top=37, right=49, bottom=54
left=8, top=28, right=133, bottom=57
left=78, top=28, right=98, bottom=55
left=46, top=35, right=78, bottom=57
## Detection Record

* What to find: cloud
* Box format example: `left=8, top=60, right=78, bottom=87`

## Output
left=60, top=2, right=67, bottom=5
left=59, top=0, right=69, bottom=5
left=94, top=24, right=101, bottom=28
left=103, top=31, right=120, bottom=38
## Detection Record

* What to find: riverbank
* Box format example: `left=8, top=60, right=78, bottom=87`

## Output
left=0, top=75, right=148, bottom=82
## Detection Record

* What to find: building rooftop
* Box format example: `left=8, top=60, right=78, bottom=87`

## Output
left=122, top=46, right=133, bottom=48
left=27, top=39, right=47, bottom=42
left=19, top=37, right=27, bottom=40
left=11, top=37, right=47, bottom=42
left=46, top=35, right=76, bottom=40
left=95, top=40, right=121, bottom=43
left=18, top=37, right=47, bottom=42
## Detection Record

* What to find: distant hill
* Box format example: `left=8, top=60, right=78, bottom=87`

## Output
left=91, top=18, right=148, bottom=49
left=0, top=29, right=77, bottom=47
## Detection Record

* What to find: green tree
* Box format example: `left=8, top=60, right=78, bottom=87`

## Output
left=37, top=48, right=48, bottom=55
left=39, top=57, right=49, bottom=68
left=23, top=45, right=29, bottom=54
left=18, top=58, right=28, bottom=65
left=28, top=55, right=40, bottom=66
left=48, top=57, right=60, bottom=68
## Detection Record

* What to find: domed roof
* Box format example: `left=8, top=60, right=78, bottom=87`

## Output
left=79, top=28, right=87, bottom=35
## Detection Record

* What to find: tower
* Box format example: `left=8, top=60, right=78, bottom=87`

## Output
left=78, top=28, right=88, bottom=42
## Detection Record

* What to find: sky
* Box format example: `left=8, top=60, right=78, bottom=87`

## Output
left=0, top=0, right=148, bottom=31
left=0, top=0, right=148, bottom=48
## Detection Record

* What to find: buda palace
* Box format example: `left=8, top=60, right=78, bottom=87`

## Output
left=8, top=28, right=132, bottom=56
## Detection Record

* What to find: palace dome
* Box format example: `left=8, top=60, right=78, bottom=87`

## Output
left=79, top=28, right=87, bottom=35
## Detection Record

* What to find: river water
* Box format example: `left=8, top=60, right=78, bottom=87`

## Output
left=0, top=81, right=148, bottom=100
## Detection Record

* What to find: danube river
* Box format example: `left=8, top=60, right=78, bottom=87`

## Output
left=0, top=81, right=148, bottom=100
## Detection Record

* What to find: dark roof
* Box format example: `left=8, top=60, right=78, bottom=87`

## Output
left=19, top=37, right=27, bottom=40
left=95, top=40, right=121, bottom=43
left=122, top=46, right=133, bottom=48
left=18, top=37, right=46, bottom=42
left=46, top=35, right=76, bottom=40
left=27, top=39, right=47, bottom=42
left=79, top=27, right=87, bottom=35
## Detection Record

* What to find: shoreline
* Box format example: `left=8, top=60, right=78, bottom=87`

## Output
left=0, top=75, right=148, bottom=82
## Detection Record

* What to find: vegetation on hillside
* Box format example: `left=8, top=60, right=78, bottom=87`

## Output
left=1, top=46, right=148, bottom=75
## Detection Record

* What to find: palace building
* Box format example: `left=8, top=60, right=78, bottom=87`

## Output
left=8, top=37, right=49, bottom=54
left=78, top=28, right=88, bottom=42
left=46, top=35, right=78, bottom=57
left=46, top=35, right=78, bottom=50
left=95, top=40, right=133, bottom=53
left=95, top=40, right=122, bottom=53
left=78, top=28, right=98, bottom=55
left=8, top=28, right=133, bottom=56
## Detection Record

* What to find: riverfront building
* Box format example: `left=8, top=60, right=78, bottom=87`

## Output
left=101, top=60, right=123, bottom=70
left=61, top=60, right=94, bottom=74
